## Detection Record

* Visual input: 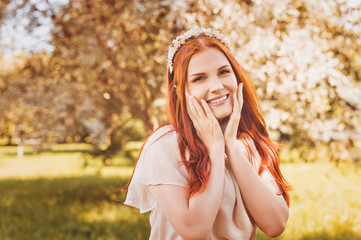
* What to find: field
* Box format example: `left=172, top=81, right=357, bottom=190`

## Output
left=1, top=144, right=360, bottom=240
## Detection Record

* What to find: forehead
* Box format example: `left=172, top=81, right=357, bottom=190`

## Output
left=187, top=47, right=229, bottom=76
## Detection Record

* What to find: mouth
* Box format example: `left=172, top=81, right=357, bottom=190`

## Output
left=206, top=94, right=229, bottom=105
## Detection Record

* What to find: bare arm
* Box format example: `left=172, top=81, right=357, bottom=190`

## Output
left=225, top=141, right=289, bottom=237
left=148, top=94, right=225, bottom=240
left=223, top=83, right=288, bottom=237
left=148, top=146, right=224, bottom=240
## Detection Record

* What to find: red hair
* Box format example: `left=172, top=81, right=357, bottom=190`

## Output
left=167, top=34, right=291, bottom=206
left=125, top=33, right=290, bottom=206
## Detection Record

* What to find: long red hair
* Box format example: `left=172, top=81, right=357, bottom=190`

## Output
left=167, top=34, right=290, bottom=206
left=126, top=33, right=290, bottom=206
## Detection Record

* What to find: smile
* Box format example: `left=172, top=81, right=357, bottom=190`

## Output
left=207, top=94, right=229, bottom=105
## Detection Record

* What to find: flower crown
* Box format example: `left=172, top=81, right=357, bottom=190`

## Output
left=167, top=28, right=231, bottom=73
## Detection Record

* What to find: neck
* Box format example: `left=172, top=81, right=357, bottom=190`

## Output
left=218, top=116, right=230, bottom=133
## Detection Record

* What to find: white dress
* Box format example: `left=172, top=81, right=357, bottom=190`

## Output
left=124, top=125, right=281, bottom=240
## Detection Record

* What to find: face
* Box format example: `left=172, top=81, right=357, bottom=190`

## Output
left=186, top=47, right=238, bottom=121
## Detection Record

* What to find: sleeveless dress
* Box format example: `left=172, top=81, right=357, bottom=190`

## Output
left=124, top=125, right=281, bottom=240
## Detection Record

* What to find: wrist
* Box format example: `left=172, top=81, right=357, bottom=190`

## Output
left=225, top=139, right=239, bottom=151
left=208, top=144, right=225, bottom=161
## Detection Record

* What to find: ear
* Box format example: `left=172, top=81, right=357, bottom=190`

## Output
left=174, top=84, right=179, bottom=97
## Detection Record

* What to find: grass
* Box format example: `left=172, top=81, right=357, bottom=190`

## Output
left=1, top=144, right=361, bottom=239
left=0, top=144, right=149, bottom=240
left=257, top=161, right=361, bottom=240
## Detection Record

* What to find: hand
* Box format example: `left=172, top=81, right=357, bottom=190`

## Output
left=186, top=93, right=224, bottom=150
left=224, top=83, right=243, bottom=145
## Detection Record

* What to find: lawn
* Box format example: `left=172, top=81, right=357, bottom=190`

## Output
left=1, top=144, right=360, bottom=240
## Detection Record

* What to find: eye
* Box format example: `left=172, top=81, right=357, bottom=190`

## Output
left=192, top=76, right=205, bottom=83
left=219, top=69, right=230, bottom=75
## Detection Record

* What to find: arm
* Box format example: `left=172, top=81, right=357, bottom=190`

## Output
left=225, top=141, right=289, bottom=237
left=224, top=84, right=288, bottom=237
left=148, top=94, right=225, bottom=240
left=148, top=146, right=224, bottom=240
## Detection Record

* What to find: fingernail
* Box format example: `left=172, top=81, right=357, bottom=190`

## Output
left=185, top=92, right=189, bottom=97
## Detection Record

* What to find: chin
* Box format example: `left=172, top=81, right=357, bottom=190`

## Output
left=212, top=106, right=233, bottom=121
left=214, top=111, right=232, bottom=121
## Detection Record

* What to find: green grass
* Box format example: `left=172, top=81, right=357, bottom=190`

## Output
left=1, top=144, right=361, bottom=239
left=0, top=144, right=149, bottom=240
left=257, top=162, right=361, bottom=240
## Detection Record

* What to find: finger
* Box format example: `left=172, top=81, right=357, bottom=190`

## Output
left=230, top=93, right=241, bottom=127
left=189, top=95, right=206, bottom=118
left=230, top=93, right=240, bottom=121
left=238, top=83, right=244, bottom=108
left=233, top=93, right=239, bottom=111
left=201, top=99, right=215, bottom=119
left=186, top=93, right=199, bottom=121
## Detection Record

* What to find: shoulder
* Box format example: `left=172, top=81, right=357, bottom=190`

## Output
left=238, top=133, right=256, bottom=155
left=125, top=126, right=188, bottom=213
left=138, top=125, right=184, bottom=169
left=143, top=125, right=178, bottom=154
left=135, top=124, right=188, bottom=183
left=238, top=133, right=261, bottom=171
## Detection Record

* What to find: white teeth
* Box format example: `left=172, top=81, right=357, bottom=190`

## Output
left=208, top=95, right=227, bottom=103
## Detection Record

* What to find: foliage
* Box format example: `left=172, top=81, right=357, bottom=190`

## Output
left=0, top=0, right=360, bottom=162
left=0, top=52, right=91, bottom=150
left=223, top=0, right=361, bottom=162
left=0, top=0, right=10, bottom=24
left=1, top=145, right=361, bottom=239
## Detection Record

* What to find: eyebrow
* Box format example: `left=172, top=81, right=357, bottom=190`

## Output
left=189, top=64, right=231, bottom=77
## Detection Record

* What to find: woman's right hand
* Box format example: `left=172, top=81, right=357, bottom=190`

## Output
left=186, top=93, right=225, bottom=150
left=146, top=93, right=226, bottom=240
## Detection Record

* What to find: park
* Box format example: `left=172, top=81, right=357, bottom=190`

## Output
left=1, top=0, right=361, bottom=239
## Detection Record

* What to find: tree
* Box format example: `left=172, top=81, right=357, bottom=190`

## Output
left=1, top=0, right=360, bottom=162
left=0, top=0, right=11, bottom=24
left=221, top=0, right=361, bottom=162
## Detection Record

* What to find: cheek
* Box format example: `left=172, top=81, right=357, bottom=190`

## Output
left=228, top=77, right=238, bottom=93
left=188, top=86, right=205, bottom=100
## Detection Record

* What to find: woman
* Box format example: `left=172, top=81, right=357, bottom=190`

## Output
left=124, top=28, right=290, bottom=240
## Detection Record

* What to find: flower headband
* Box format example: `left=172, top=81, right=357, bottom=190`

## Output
left=167, top=28, right=231, bottom=73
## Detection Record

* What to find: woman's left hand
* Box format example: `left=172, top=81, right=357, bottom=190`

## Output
left=224, top=83, right=243, bottom=145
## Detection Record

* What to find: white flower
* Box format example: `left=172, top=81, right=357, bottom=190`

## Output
left=167, top=28, right=231, bottom=73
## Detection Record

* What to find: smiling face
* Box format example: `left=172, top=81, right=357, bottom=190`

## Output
left=186, top=47, right=238, bottom=121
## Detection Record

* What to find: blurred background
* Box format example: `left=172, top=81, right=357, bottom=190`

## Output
left=0, top=0, right=360, bottom=239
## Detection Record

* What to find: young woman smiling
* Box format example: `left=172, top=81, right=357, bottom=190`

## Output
left=125, top=28, right=291, bottom=240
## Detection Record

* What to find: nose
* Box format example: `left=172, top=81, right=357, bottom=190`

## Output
left=209, top=77, right=224, bottom=93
